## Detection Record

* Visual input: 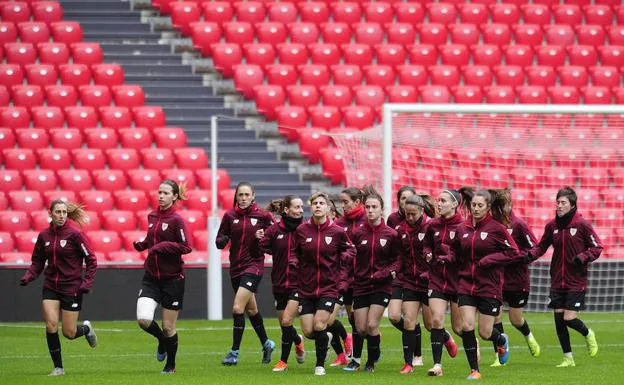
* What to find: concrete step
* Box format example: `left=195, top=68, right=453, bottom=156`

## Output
left=103, top=53, right=182, bottom=64
left=99, top=43, right=171, bottom=54
left=120, top=63, right=193, bottom=75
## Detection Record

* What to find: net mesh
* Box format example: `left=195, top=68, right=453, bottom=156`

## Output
left=332, top=111, right=624, bottom=260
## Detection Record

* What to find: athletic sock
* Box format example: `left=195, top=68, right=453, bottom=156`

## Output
left=443, top=329, right=451, bottom=343
left=291, top=327, right=302, bottom=345
left=391, top=318, right=405, bottom=332
left=249, top=313, right=268, bottom=346
left=74, top=324, right=89, bottom=339
left=313, top=330, right=329, bottom=367
left=366, top=334, right=381, bottom=366
left=402, top=329, right=416, bottom=365
left=164, top=333, right=178, bottom=369
left=414, top=323, right=422, bottom=357
left=327, top=323, right=344, bottom=355
left=554, top=312, right=572, bottom=354
left=462, top=329, right=479, bottom=371
left=232, top=313, right=245, bottom=351
left=280, top=326, right=294, bottom=363
left=492, top=322, right=504, bottom=351
left=332, top=320, right=348, bottom=341
left=46, top=332, right=62, bottom=368
left=515, top=321, right=531, bottom=337
left=565, top=318, right=589, bottom=337
left=431, top=328, right=445, bottom=365
left=489, top=326, right=506, bottom=347
left=352, top=329, right=364, bottom=359
left=142, top=320, right=164, bottom=341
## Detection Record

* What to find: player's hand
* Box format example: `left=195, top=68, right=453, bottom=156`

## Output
left=572, top=255, right=584, bottom=266
left=255, top=229, right=264, bottom=240
left=425, top=253, right=433, bottom=263
left=19, top=277, right=28, bottom=286
left=523, top=252, right=535, bottom=264
left=133, top=241, right=146, bottom=252
left=216, top=235, right=230, bottom=249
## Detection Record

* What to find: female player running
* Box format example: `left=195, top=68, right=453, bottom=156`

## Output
left=259, top=195, right=306, bottom=372
left=387, top=186, right=416, bottom=230
left=293, top=192, right=355, bottom=375
left=440, top=189, right=520, bottom=380
left=20, top=200, right=98, bottom=376
left=134, top=180, right=192, bottom=373
left=344, top=186, right=401, bottom=373
left=217, top=182, right=276, bottom=366
left=526, top=186, right=602, bottom=367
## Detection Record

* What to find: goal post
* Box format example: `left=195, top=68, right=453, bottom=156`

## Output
left=331, top=103, right=624, bottom=311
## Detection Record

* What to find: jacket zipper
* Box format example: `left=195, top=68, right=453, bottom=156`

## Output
left=371, top=229, right=376, bottom=280
left=154, top=216, right=161, bottom=280
left=53, top=232, right=58, bottom=289
left=441, top=224, right=448, bottom=292
left=316, top=225, right=321, bottom=297
left=411, top=231, right=416, bottom=279
left=561, top=229, right=565, bottom=289
left=285, top=232, right=291, bottom=289
left=470, top=231, right=476, bottom=295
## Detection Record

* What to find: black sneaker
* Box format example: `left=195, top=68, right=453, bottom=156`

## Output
left=365, top=362, right=375, bottom=373
left=343, top=360, right=361, bottom=372
left=161, top=366, right=176, bottom=374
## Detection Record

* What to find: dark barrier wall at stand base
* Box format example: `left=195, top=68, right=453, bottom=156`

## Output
left=2, top=261, right=623, bottom=322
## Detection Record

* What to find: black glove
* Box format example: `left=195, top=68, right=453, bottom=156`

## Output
left=216, top=235, right=230, bottom=249
left=572, top=255, right=583, bottom=266
left=19, top=277, right=28, bottom=286
left=133, top=241, right=146, bottom=252
left=78, top=285, right=90, bottom=294
left=523, top=251, right=535, bottom=264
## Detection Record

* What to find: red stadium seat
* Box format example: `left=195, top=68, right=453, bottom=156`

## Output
left=558, top=66, right=588, bottom=87
left=0, top=106, right=30, bottom=130
left=30, top=106, right=63, bottom=129
left=462, top=65, right=492, bottom=87
left=597, top=46, right=624, bottom=67
left=589, top=66, right=620, bottom=88
left=411, top=168, right=443, bottom=191
left=320, top=23, right=352, bottom=46
left=576, top=25, right=606, bottom=47
left=330, top=65, right=362, bottom=88
left=128, top=169, right=161, bottom=192
left=427, top=3, right=457, bottom=24
left=490, top=3, right=520, bottom=25
left=196, top=168, right=231, bottom=192
left=493, top=65, right=524, bottom=87
left=14, top=231, right=39, bottom=252
left=582, top=86, right=611, bottom=104
left=192, top=231, right=208, bottom=251
left=79, top=85, right=112, bottom=108
left=106, top=251, right=144, bottom=265
left=607, top=26, right=624, bottom=45
left=513, top=24, right=544, bottom=46
left=242, top=43, right=275, bottom=68
left=429, top=65, right=460, bottom=87
left=275, top=105, right=306, bottom=141
left=553, top=5, right=582, bottom=25
left=353, top=22, right=385, bottom=45
left=342, top=44, right=373, bottom=66
left=37, top=42, right=70, bottom=66
left=59, top=63, right=91, bottom=87
left=64, top=106, right=97, bottom=130
left=459, top=3, right=488, bottom=24
left=394, top=3, right=424, bottom=24
left=525, top=66, right=555, bottom=87
left=171, top=2, right=200, bottom=36
left=308, top=106, right=340, bottom=130
left=253, top=85, right=286, bottom=121
left=5, top=42, right=37, bottom=66
left=36, top=148, right=71, bottom=171
left=141, top=148, right=175, bottom=169
left=318, top=85, right=352, bottom=108
left=92, top=169, right=128, bottom=192
left=161, top=168, right=196, bottom=189
left=363, top=2, right=393, bottom=24
left=121, top=230, right=147, bottom=252
left=91, top=64, right=124, bottom=87
left=2, top=3, right=30, bottom=23
left=0, top=22, right=18, bottom=45
left=0, top=65, right=24, bottom=89
left=0, top=127, right=16, bottom=150
left=0, top=231, right=14, bottom=253
left=12, top=85, right=44, bottom=108
left=177, top=210, right=206, bottom=233
left=386, top=23, right=417, bottom=45
left=98, top=106, right=131, bottom=129
left=102, top=210, right=137, bottom=232
left=234, top=1, right=266, bottom=24
left=504, top=44, right=533, bottom=67
left=0, top=210, right=30, bottom=232
left=452, top=85, right=483, bottom=103
left=264, top=64, right=296, bottom=88
left=190, top=22, right=221, bottom=56
left=363, top=65, right=395, bottom=88
left=536, top=45, right=566, bottom=67
left=57, top=168, right=94, bottom=194
left=320, top=147, right=345, bottom=185
left=9, top=190, right=44, bottom=212
left=106, top=148, right=141, bottom=170
left=549, top=86, right=580, bottom=104
left=353, top=85, right=385, bottom=108
left=544, top=24, right=575, bottom=46
left=332, top=2, right=362, bottom=24
left=408, top=44, right=437, bottom=67
left=297, top=130, right=330, bottom=164
left=45, top=85, right=78, bottom=108
left=87, top=231, right=121, bottom=255
left=439, top=44, right=469, bottom=66
left=50, top=21, right=83, bottom=44
left=202, top=1, right=233, bottom=24
left=174, top=148, right=208, bottom=171
left=418, top=23, right=448, bottom=45
left=222, top=22, right=254, bottom=46
left=298, top=64, right=330, bottom=88
left=185, top=189, right=212, bottom=211
left=18, top=22, right=50, bottom=44
left=42, top=190, right=77, bottom=208
left=71, top=42, right=103, bottom=65
left=117, top=128, right=151, bottom=150
left=112, top=85, right=145, bottom=108
left=232, top=64, right=264, bottom=99
left=448, top=24, right=480, bottom=45
left=114, top=190, right=149, bottom=212
left=150, top=127, right=185, bottom=149
left=341, top=105, right=375, bottom=129
left=84, top=128, right=118, bottom=150
left=419, top=85, right=451, bottom=103
left=374, top=44, right=406, bottom=68
left=511, top=167, right=544, bottom=189
left=71, top=148, right=106, bottom=171
left=2, top=148, right=37, bottom=170
left=470, top=45, right=502, bottom=68
left=386, top=85, right=418, bottom=103
left=132, top=106, right=166, bottom=129
left=481, top=23, right=511, bottom=45
left=288, top=22, right=320, bottom=45
left=286, top=85, right=319, bottom=109
left=299, top=2, right=329, bottom=24
left=517, top=86, right=548, bottom=104
left=566, top=45, right=597, bottom=67
left=520, top=4, right=550, bottom=25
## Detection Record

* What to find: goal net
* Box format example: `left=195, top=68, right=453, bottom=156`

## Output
left=331, top=104, right=624, bottom=312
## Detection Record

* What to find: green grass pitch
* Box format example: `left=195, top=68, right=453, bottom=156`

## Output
left=1, top=312, right=622, bottom=385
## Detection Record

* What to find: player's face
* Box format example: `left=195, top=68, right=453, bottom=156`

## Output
left=438, top=192, right=457, bottom=217
left=285, top=198, right=304, bottom=218
left=404, top=204, right=423, bottom=226
left=365, top=197, right=383, bottom=223
left=471, top=196, right=489, bottom=221
left=311, top=197, right=328, bottom=219
left=556, top=196, right=572, bottom=217
left=340, top=193, right=359, bottom=214
left=236, top=185, right=254, bottom=209
left=49, top=203, right=68, bottom=227
left=158, top=184, right=177, bottom=210
left=398, top=190, right=414, bottom=211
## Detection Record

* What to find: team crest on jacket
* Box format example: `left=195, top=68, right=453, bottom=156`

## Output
left=554, top=229, right=559, bottom=234
left=60, top=240, right=67, bottom=248
left=434, top=231, right=440, bottom=237
left=162, top=223, right=168, bottom=231
left=507, top=228, right=513, bottom=235
left=250, top=218, right=257, bottom=226
left=233, top=219, right=239, bottom=224
left=480, top=232, right=488, bottom=240
left=380, top=239, right=387, bottom=246
left=418, top=233, right=425, bottom=241
left=325, top=236, right=332, bottom=245
left=449, top=231, right=456, bottom=239
left=361, top=240, right=368, bottom=245
left=45, top=241, right=50, bottom=246
left=277, top=234, right=284, bottom=239
left=570, top=228, right=577, bottom=236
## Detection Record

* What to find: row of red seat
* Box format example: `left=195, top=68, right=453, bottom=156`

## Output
left=163, top=1, right=624, bottom=34
left=189, top=20, right=624, bottom=47
left=1, top=1, right=63, bottom=25
left=1, top=84, right=143, bottom=108
left=0, top=63, right=123, bottom=87
left=0, top=105, right=166, bottom=128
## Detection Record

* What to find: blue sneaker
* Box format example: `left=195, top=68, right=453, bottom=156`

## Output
left=262, top=340, right=276, bottom=364
left=222, top=349, right=239, bottom=366
left=343, top=360, right=360, bottom=372
left=156, top=342, right=166, bottom=362
left=497, top=333, right=510, bottom=365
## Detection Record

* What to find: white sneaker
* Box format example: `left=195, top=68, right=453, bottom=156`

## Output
left=83, top=320, right=97, bottom=348
left=48, top=367, right=65, bottom=376
left=412, top=356, right=424, bottom=367
left=314, top=366, right=326, bottom=376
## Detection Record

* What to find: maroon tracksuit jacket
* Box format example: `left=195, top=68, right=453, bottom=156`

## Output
left=428, top=212, right=464, bottom=296
left=445, top=214, right=521, bottom=301
left=21, top=221, right=97, bottom=296
left=350, top=220, right=402, bottom=297
left=503, top=212, right=538, bottom=293
left=335, top=207, right=367, bottom=291
left=292, top=219, right=355, bottom=299
left=260, top=221, right=298, bottom=295
left=398, top=218, right=434, bottom=293
left=387, top=210, right=405, bottom=231
left=529, top=211, right=603, bottom=293
left=135, top=206, right=192, bottom=281
left=216, top=203, right=274, bottom=278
